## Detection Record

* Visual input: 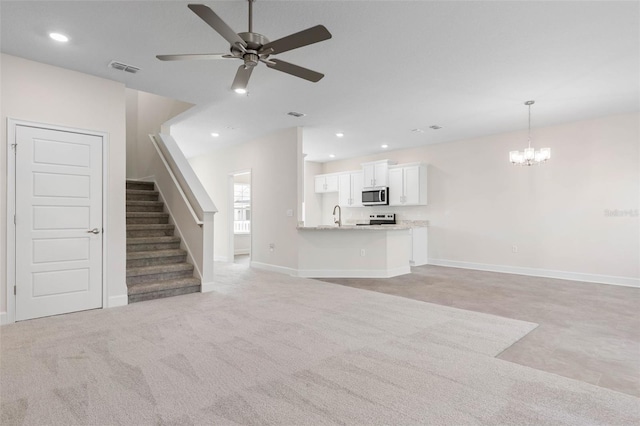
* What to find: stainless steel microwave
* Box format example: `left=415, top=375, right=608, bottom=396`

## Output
left=362, top=188, right=389, bottom=206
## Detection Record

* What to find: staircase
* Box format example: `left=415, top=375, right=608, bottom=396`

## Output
left=126, top=180, right=201, bottom=303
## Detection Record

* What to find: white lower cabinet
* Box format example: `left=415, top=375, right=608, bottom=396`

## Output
left=338, top=171, right=363, bottom=207
left=410, top=227, right=428, bottom=266
left=389, top=163, right=427, bottom=206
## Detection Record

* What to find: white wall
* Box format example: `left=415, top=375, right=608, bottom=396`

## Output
left=318, top=113, right=640, bottom=284
left=125, top=89, right=193, bottom=179
left=189, top=127, right=302, bottom=271
left=303, top=161, right=324, bottom=226
left=1, top=54, right=128, bottom=320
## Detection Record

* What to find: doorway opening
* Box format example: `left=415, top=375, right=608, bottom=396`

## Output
left=230, top=171, right=252, bottom=265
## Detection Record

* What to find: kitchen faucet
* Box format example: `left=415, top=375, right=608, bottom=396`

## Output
left=332, top=205, right=342, bottom=227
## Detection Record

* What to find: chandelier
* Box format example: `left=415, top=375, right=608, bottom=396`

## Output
left=509, top=100, right=550, bottom=166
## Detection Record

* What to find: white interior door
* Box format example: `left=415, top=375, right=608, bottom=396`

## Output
left=15, top=125, right=103, bottom=321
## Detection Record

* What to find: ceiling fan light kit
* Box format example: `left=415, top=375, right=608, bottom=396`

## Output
left=157, top=1, right=332, bottom=93
left=509, top=100, right=551, bottom=166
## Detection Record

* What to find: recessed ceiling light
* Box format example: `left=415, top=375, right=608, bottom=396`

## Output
left=381, top=144, right=389, bottom=149
left=430, top=125, right=443, bottom=130
left=234, top=88, right=247, bottom=94
left=211, top=133, right=219, bottom=137
left=335, top=133, right=344, bottom=138
left=329, top=154, right=336, bottom=158
left=411, top=128, right=425, bottom=133
left=49, top=32, right=69, bottom=43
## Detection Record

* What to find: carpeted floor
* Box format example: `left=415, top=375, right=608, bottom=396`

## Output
left=1, top=265, right=638, bottom=425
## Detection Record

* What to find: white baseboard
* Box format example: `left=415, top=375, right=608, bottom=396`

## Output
left=0, top=312, right=8, bottom=325
left=107, top=294, right=128, bottom=308
left=214, top=255, right=231, bottom=262
left=296, top=266, right=411, bottom=279
left=427, top=258, right=640, bottom=288
left=234, top=249, right=250, bottom=255
left=250, top=261, right=297, bottom=276
left=201, top=281, right=216, bottom=293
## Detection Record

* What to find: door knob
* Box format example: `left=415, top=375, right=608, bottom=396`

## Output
left=87, top=228, right=100, bottom=234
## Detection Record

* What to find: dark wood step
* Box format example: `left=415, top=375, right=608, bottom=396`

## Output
left=126, top=224, right=175, bottom=238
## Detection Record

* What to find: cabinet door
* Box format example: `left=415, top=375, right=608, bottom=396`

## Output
left=403, top=165, right=421, bottom=205
left=338, top=173, right=351, bottom=205
left=325, top=174, right=339, bottom=192
left=351, top=172, right=363, bottom=206
left=362, top=164, right=375, bottom=188
left=314, top=176, right=326, bottom=193
left=374, top=162, right=388, bottom=187
left=388, top=167, right=404, bottom=206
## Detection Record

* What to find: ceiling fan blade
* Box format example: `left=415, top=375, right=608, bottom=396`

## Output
left=188, top=4, right=246, bottom=48
left=259, top=25, right=332, bottom=55
left=265, top=59, right=324, bottom=82
left=156, top=54, right=235, bottom=61
left=231, top=65, right=254, bottom=91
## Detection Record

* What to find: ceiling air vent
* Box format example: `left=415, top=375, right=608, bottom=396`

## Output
left=108, top=60, right=140, bottom=74
left=287, top=111, right=306, bottom=118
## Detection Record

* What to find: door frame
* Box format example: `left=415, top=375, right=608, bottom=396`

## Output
left=5, top=118, right=109, bottom=324
left=227, top=169, right=252, bottom=263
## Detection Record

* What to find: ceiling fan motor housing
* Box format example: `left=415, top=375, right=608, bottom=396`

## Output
left=233, top=32, right=271, bottom=68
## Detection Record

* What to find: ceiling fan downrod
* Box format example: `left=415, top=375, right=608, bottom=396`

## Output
left=248, top=0, right=254, bottom=33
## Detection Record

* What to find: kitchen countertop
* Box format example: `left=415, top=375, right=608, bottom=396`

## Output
left=298, top=220, right=428, bottom=231
left=297, top=224, right=412, bottom=231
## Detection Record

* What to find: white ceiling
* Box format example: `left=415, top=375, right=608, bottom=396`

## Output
left=2, top=1, right=638, bottom=161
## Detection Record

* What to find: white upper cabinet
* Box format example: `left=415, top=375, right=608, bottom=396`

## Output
left=315, top=173, right=339, bottom=193
left=388, top=163, right=427, bottom=206
left=338, top=171, right=364, bottom=207
left=361, top=160, right=395, bottom=189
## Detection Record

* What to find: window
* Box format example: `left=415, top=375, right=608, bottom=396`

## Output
left=234, top=183, right=250, bottom=234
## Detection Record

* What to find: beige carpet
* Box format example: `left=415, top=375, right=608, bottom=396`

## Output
left=1, top=265, right=638, bottom=425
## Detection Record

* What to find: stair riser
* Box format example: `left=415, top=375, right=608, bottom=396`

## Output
left=127, top=255, right=187, bottom=268
left=128, top=285, right=200, bottom=303
left=127, top=269, right=194, bottom=285
left=126, top=204, right=164, bottom=212
left=127, top=193, right=159, bottom=201
left=126, top=229, right=174, bottom=238
left=127, top=242, right=181, bottom=252
left=126, top=182, right=155, bottom=191
left=127, top=217, right=169, bottom=225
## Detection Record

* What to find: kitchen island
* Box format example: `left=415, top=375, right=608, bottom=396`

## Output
left=297, top=225, right=412, bottom=278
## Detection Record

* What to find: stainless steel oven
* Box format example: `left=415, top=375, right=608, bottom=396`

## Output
left=362, top=188, right=389, bottom=206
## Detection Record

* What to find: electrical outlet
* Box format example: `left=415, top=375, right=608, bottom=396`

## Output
left=512, top=245, right=518, bottom=253
left=360, top=249, right=366, bottom=257
left=269, top=243, right=275, bottom=252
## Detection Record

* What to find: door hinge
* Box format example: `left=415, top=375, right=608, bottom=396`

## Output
left=14, top=286, right=16, bottom=295
left=10, top=143, right=17, bottom=153
left=14, top=214, right=16, bottom=225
